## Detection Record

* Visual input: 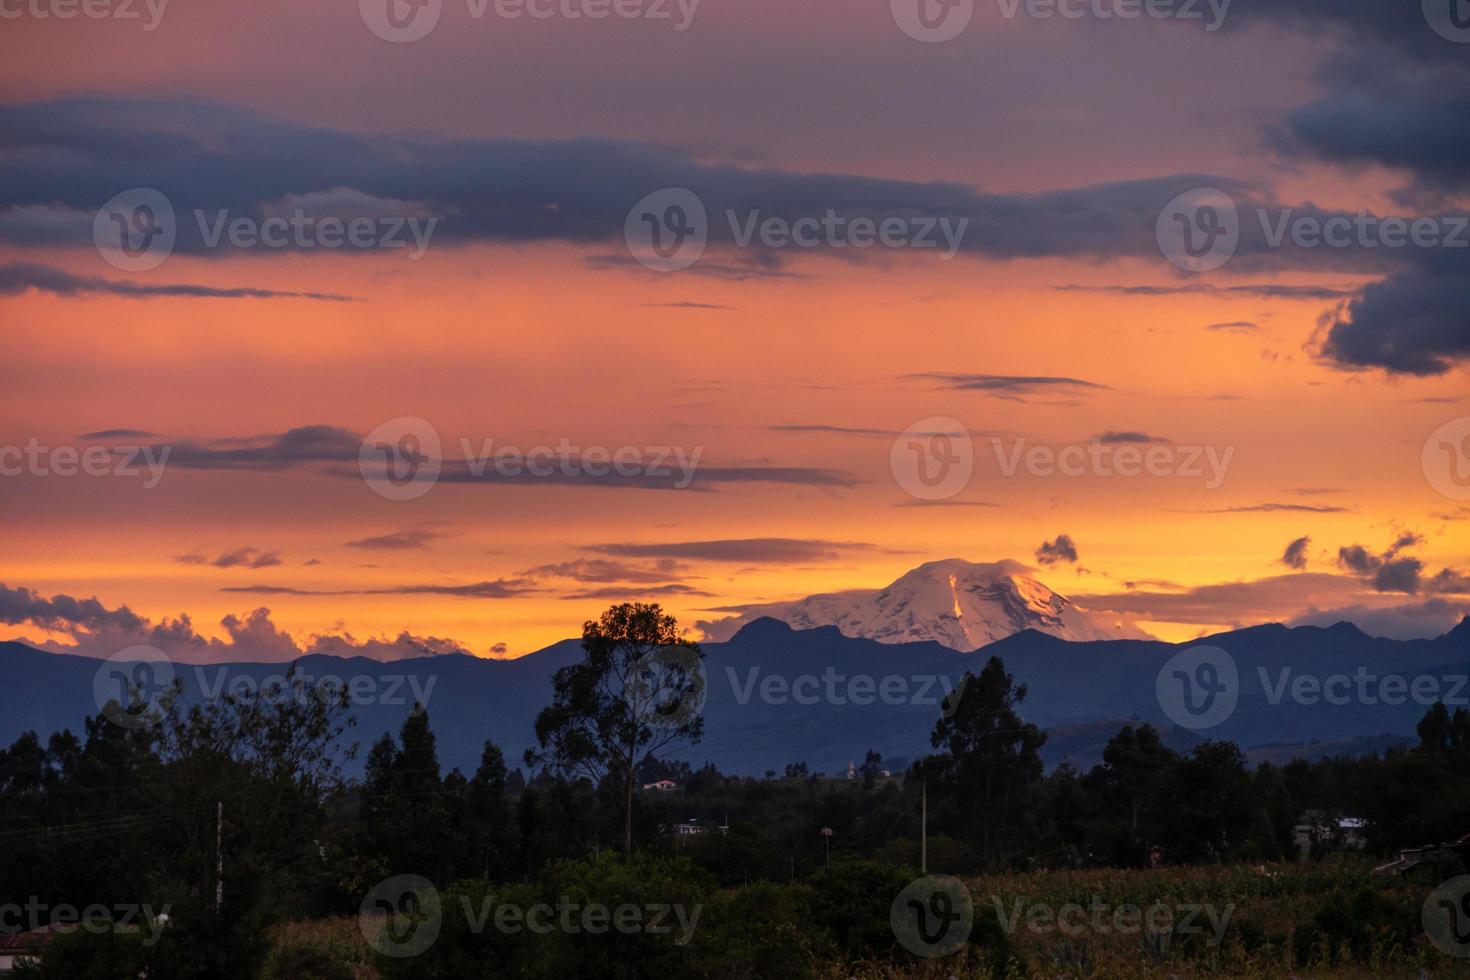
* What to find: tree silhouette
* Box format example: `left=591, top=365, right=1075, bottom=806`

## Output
left=525, top=603, right=705, bottom=853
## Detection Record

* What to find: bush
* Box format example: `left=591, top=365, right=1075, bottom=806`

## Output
left=376, top=853, right=713, bottom=980
left=1292, top=887, right=1416, bottom=968
left=258, top=941, right=356, bottom=980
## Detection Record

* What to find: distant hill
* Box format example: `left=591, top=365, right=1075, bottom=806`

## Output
left=3, top=616, right=1466, bottom=776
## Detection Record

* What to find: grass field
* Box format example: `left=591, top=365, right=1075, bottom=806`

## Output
left=268, top=858, right=1470, bottom=979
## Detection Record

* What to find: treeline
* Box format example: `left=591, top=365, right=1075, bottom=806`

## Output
left=2, top=604, right=1469, bottom=977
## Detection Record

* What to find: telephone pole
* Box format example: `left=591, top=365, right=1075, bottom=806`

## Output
left=215, top=800, right=224, bottom=913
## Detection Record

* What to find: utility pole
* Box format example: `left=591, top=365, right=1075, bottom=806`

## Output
left=921, top=779, right=927, bottom=874
left=820, top=827, right=833, bottom=868
left=215, top=800, right=224, bottom=914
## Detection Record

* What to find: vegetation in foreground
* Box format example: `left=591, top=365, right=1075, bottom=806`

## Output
left=4, top=604, right=1470, bottom=977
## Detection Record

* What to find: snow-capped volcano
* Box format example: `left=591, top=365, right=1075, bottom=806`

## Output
left=700, top=559, right=1152, bottom=650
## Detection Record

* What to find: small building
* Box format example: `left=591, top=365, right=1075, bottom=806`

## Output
left=1293, top=813, right=1367, bottom=858
left=642, top=779, right=678, bottom=792
left=0, top=926, right=58, bottom=974
left=674, top=819, right=708, bottom=837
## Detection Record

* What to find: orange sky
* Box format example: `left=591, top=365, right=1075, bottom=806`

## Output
left=2, top=2, right=1468, bottom=658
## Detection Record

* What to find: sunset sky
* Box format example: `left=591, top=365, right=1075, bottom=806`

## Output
left=2, top=0, right=1468, bottom=661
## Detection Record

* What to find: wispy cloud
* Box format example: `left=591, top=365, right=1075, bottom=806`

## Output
left=345, top=528, right=447, bottom=551
left=589, top=538, right=874, bottom=563
left=175, top=547, right=282, bottom=569
left=0, top=262, right=357, bottom=302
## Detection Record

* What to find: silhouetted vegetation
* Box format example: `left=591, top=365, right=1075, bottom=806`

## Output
left=3, top=606, right=1469, bottom=976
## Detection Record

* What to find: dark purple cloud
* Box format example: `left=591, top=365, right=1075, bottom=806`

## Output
left=176, top=548, right=283, bottom=569
left=0, top=262, right=356, bottom=302
left=345, top=529, right=446, bottom=551
left=1280, top=536, right=1311, bottom=570
left=1035, top=534, right=1079, bottom=566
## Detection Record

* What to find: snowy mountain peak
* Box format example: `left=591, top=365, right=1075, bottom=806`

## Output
left=701, top=558, right=1151, bottom=651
